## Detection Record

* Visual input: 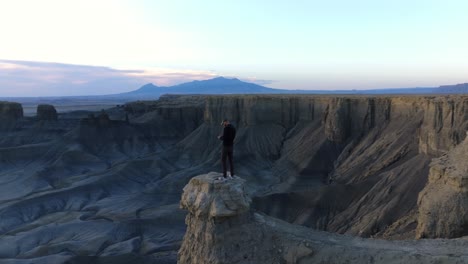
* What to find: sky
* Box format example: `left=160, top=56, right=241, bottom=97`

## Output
left=1, top=0, right=468, bottom=96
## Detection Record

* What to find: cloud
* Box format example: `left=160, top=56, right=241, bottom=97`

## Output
left=0, top=60, right=227, bottom=96
left=239, top=77, right=275, bottom=86
left=0, top=61, right=33, bottom=70
left=122, top=68, right=219, bottom=86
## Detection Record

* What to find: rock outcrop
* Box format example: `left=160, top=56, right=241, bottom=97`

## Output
left=178, top=173, right=272, bottom=264
left=0, top=101, right=23, bottom=119
left=36, top=104, right=58, bottom=121
left=0, top=101, right=23, bottom=130
left=416, top=132, right=468, bottom=238
left=179, top=172, right=468, bottom=263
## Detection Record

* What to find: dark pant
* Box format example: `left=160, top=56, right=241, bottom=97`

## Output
left=222, top=145, right=234, bottom=177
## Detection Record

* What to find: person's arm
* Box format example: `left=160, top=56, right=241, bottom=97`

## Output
left=217, top=127, right=226, bottom=140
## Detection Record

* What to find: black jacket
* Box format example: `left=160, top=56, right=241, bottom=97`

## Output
left=220, top=124, right=236, bottom=146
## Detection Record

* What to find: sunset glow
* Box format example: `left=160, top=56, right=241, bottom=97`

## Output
left=1, top=0, right=468, bottom=96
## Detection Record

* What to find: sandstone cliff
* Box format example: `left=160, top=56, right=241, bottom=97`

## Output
left=179, top=173, right=468, bottom=264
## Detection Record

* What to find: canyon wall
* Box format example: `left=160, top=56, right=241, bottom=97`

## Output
left=195, top=95, right=468, bottom=238
left=202, top=95, right=467, bottom=154
left=417, top=131, right=468, bottom=238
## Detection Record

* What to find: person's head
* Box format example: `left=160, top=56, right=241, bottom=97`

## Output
left=221, top=119, right=230, bottom=127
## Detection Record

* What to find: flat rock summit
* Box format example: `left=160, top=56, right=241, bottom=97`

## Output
left=1, top=94, right=468, bottom=263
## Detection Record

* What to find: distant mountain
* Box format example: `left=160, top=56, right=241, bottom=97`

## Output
left=434, top=83, right=468, bottom=94
left=131, top=83, right=161, bottom=94
left=122, top=77, right=276, bottom=97
left=351, top=87, right=436, bottom=94
left=121, top=77, right=443, bottom=99
left=46, top=77, right=465, bottom=101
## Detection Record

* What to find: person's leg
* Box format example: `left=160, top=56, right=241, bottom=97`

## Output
left=222, top=147, right=228, bottom=178
left=228, top=146, right=234, bottom=176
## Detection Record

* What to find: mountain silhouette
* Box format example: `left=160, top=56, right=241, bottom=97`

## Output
left=123, top=77, right=276, bottom=97
left=120, top=77, right=442, bottom=99
left=435, top=83, right=468, bottom=93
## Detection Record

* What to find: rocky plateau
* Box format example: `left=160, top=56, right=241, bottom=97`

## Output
left=0, top=94, right=467, bottom=263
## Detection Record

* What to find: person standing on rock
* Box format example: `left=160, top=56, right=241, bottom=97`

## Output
left=217, top=119, right=236, bottom=179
